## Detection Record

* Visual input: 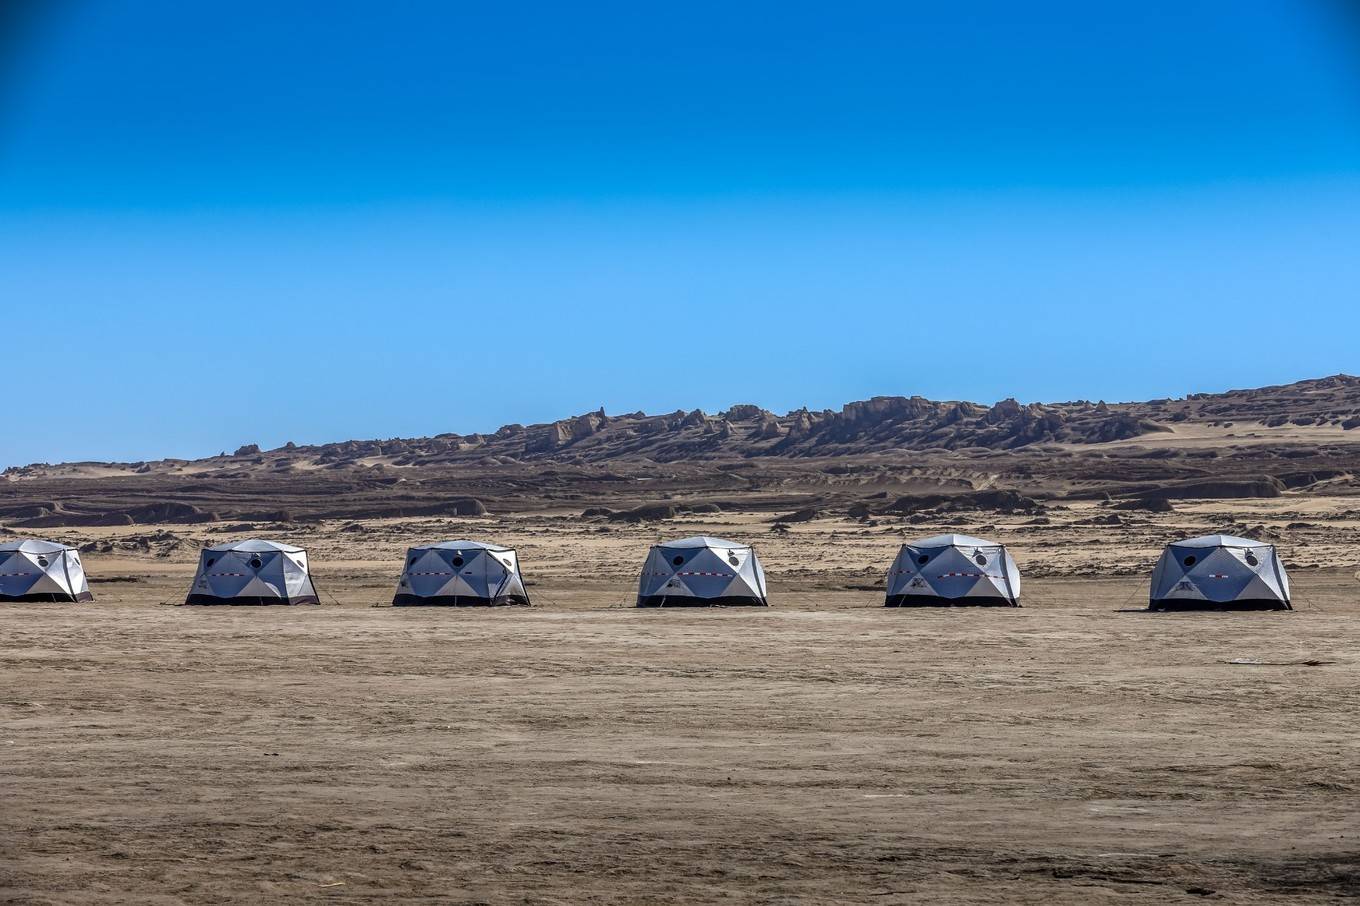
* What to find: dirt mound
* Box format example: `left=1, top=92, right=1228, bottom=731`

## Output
left=1075, top=514, right=1125, bottom=526
left=1130, top=478, right=1286, bottom=503
left=770, top=507, right=820, bottom=523
left=13, top=511, right=129, bottom=527
left=242, top=510, right=295, bottom=523
left=1111, top=497, right=1174, bottom=512
left=124, top=502, right=219, bottom=523
left=79, top=531, right=187, bottom=558
left=311, top=498, right=487, bottom=520
left=886, top=489, right=1043, bottom=515
left=0, top=502, right=60, bottom=518
left=581, top=507, right=616, bottom=518
left=1220, top=523, right=1284, bottom=541
left=609, top=504, right=678, bottom=522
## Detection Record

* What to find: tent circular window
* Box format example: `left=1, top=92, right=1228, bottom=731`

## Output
left=672, top=555, right=685, bottom=566
left=451, top=556, right=464, bottom=568
left=36, top=556, right=48, bottom=568
left=727, top=553, right=739, bottom=567
left=1245, top=552, right=1259, bottom=566
left=974, top=554, right=987, bottom=566
left=917, top=554, right=930, bottom=565
left=1183, top=555, right=1197, bottom=567
left=207, top=557, right=216, bottom=567
left=249, top=556, right=263, bottom=569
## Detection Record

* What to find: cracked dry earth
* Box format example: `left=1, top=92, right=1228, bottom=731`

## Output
left=2, top=523, right=1359, bottom=904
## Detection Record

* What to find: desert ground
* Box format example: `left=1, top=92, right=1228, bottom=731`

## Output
left=3, top=504, right=1359, bottom=904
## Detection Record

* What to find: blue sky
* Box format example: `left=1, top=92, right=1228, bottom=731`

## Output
left=2, top=0, right=1359, bottom=466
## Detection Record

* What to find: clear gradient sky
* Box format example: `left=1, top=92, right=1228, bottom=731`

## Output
left=2, top=1, right=1359, bottom=467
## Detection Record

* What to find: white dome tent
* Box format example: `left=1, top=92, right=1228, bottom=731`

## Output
left=0, top=540, right=92, bottom=602
left=637, top=536, right=768, bottom=607
left=885, top=534, right=1021, bottom=606
left=1149, top=535, right=1291, bottom=611
left=185, top=539, right=320, bottom=605
left=393, top=540, right=530, bottom=606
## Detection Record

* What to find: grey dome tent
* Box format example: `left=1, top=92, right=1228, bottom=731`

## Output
left=185, top=539, right=319, bottom=605
left=393, top=540, right=530, bottom=606
left=1149, top=535, right=1290, bottom=611
left=885, top=534, right=1021, bottom=606
left=0, top=540, right=92, bottom=602
left=637, top=536, right=768, bottom=607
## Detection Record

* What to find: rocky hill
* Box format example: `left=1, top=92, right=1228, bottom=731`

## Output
left=8, top=375, right=1360, bottom=480
left=3, top=375, right=1359, bottom=526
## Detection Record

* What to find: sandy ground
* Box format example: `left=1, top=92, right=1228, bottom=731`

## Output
left=3, top=518, right=1360, bottom=904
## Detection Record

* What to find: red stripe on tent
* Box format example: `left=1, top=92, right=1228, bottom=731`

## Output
left=675, top=571, right=734, bottom=577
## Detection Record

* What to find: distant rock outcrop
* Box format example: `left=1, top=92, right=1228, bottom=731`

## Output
left=8, top=374, right=1360, bottom=483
